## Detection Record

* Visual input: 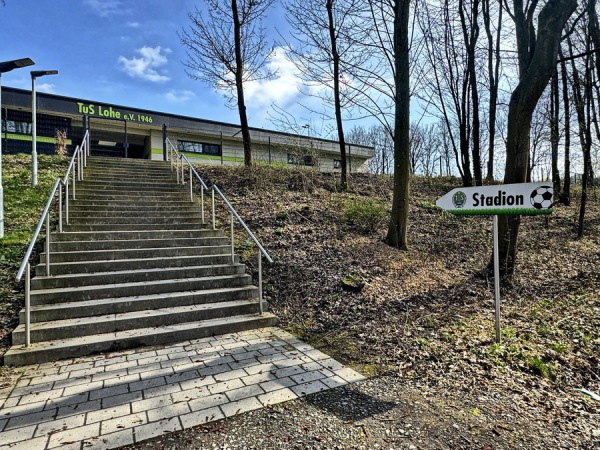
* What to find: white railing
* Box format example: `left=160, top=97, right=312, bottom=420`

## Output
left=15, top=130, right=90, bottom=347
left=166, top=138, right=273, bottom=313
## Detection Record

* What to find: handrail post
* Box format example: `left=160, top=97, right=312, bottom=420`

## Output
left=72, top=162, right=76, bottom=200
left=201, top=188, right=205, bottom=224
left=258, top=250, right=264, bottom=315
left=58, top=182, right=63, bottom=233
left=25, top=262, right=31, bottom=347
left=189, top=165, right=193, bottom=202
left=45, top=212, right=50, bottom=276
left=176, top=157, right=180, bottom=184
left=181, top=158, right=185, bottom=184
left=77, top=148, right=82, bottom=181
left=230, top=213, right=235, bottom=264
left=65, top=182, right=70, bottom=225
left=211, top=188, right=216, bottom=230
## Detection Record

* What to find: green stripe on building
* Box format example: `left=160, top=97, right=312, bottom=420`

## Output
left=4, top=133, right=73, bottom=145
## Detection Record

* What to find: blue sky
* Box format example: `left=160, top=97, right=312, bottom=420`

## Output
left=0, top=0, right=315, bottom=132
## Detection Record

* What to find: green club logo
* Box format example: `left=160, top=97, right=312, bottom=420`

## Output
left=452, top=191, right=467, bottom=208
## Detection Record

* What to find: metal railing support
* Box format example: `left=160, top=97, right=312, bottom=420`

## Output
left=230, top=213, right=235, bottom=264
left=45, top=212, right=50, bottom=276
left=211, top=188, right=216, bottom=230
left=189, top=166, right=193, bottom=202
left=25, top=263, right=30, bottom=347
left=176, top=156, right=180, bottom=184
left=77, top=149, right=82, bottom=181
left=65, top=182, right=69, bottom=225
left=72, top=163, right=76, bottom=200
left=58, top=182, right=63, bottom=233
left=258, top=250, right=264, bottom=315
left=201, top=188, right=205, bottom=223
left=181, top=157, right=185, bottom=184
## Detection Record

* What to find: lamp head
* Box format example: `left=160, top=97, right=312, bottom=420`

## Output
left=0, top=58, right=35, bottom=74
left=31, top=70, right=58, bottom=78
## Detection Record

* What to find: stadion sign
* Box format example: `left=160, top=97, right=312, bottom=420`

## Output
left=436, top=182, right=553, bottom=216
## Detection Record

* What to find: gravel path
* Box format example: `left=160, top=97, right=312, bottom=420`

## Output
left=124, top=375, right=599, bottom=449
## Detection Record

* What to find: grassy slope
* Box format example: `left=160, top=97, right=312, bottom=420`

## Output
left=0, top=154, right=70, bottom=356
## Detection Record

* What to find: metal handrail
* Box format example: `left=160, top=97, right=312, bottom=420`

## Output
left=15, top=179, right=61, bottom=281
left=165, top=137, right=273, bottom=312
left=15, top=131, right=89, bottom=346
left=212, top=185, right=273, bottom=263
left=165, top=138, right=272, bottom=260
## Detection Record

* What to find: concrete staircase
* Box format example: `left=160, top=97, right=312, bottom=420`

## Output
left=4, top=156, right=276, bottom=366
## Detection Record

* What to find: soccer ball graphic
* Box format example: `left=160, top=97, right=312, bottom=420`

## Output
left=530, top=186, right=553, bottom=210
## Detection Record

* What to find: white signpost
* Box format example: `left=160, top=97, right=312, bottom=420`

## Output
left=437, top=183, right=553, bottom=343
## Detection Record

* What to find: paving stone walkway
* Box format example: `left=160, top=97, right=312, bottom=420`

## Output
left=0, top=327, right=365, bottom=450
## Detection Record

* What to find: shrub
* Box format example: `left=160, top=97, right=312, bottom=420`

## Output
left=343, top=197, right=388, bottom=234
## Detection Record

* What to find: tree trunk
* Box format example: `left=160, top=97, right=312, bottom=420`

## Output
left=483, top=0, right=502, bottom=182
left=232, top=0, right=252, bottom=166
left=559, top=47, right=571, bottom=205
left=460, top=0, right=482, bottom=186
left=327, top=0, right=348, bottom=190
left=550, top=69, right=561, bottom=196
left=498, top=0, right=576, bottom=277
left=386, top=0, right=410, bottom=249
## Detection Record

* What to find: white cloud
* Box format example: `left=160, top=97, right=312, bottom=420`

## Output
left=118, top=46, right=171, bottom=82
left=244, top=48, right=303, bottom=107
left=84, top=0, right=124, bottom=17
left=165, top=90, right=196, bottom=103
left=36, top=83, right=56, bottom=94
left=126, top=21, right=140, bottom=28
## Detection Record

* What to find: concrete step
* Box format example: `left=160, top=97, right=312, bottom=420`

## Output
left=31, top=263, right=246, bottom=289
left=87, top=156, right=171, bottom=167
left=67, top=203, right=202, bottom=212
left=4, top=313, right=278, bottom=366
left=40, top=245, right=232, bottom=263
left=12, top=299, right=262, bottom=344
left=50, top=229, right=221, bottom=242
left=22, top=286, right=258, bottom=322
left=61, top=222, right=207, bottom=232
left=36, top=253, right=238, bottom=276
left=31, top=273, right=253, bottom=305
left=80, top=168, right=177, bottom=176
left=67, top=212, right=203, bottom=221
left=76, top=183, right=185, bottom=193
left=49, top=236, right=228, bottom=252
left=72, top=192, right=191, bottom=201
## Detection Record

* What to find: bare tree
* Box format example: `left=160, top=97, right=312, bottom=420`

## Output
left=386, top=0, right=411, bottom=249
left=417, top=0, right=483, bottom=187
left=496, top=0, right=577, bottom=277
left=180, top=0, right=275, bottom=166
left=347, top=124, right=394, bottom=174
left=482, top=0, right=503, bottom=181
left=283, top=0, right=365, bottom=189
left=558, top=46, right=572, bottom=204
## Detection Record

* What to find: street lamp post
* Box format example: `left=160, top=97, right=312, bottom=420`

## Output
left=31, top=70, right=58, bottom=187
left=0, top=58, right=35, bottom=238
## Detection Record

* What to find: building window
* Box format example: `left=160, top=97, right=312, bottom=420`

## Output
left=288, top=153, right=300, bottom=165
left=304, top=155, right=315, bottom=166
left=334, top=159, right=342, bottom=169
left=178, top=140, right=221, bottom=156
